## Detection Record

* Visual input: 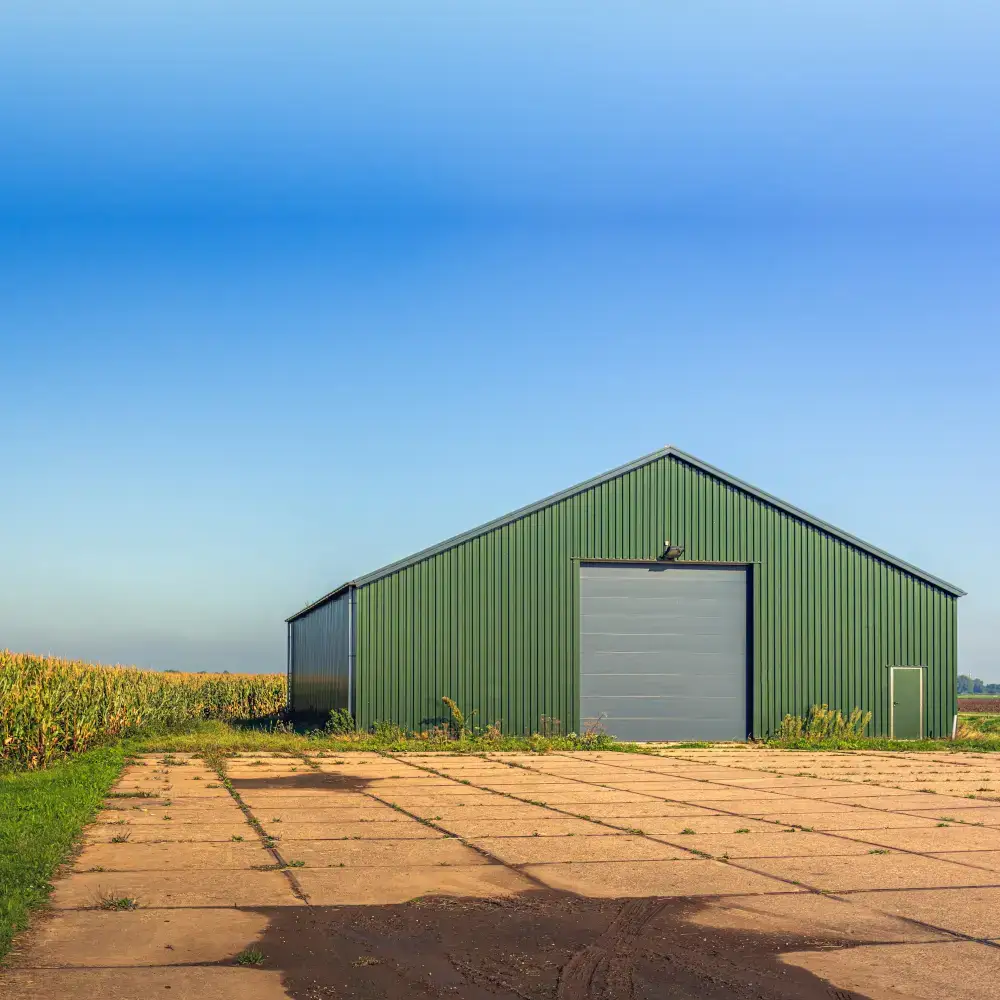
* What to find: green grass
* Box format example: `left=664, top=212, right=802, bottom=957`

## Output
left=961, top=714, right=1000, bottom=734
left=767, top=734, right=1000, bottom=751
left=126, top=715, right=1000, bottom=757
left=0, top=744, right=129, bottom=961
left=235, top=945, right=266, bottom=966
left=132, top=719, right=651, bottom=756
left=105, top=713, right=1000, bottom=758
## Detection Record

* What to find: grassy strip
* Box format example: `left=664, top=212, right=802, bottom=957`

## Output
left=141, top=719, right=1000, bottom=756
left=766, top=734, right=1000, bottom=751
left=766, top=703, right=1000, bottom=751
left=134, top=719, right=654, bottom=755
left=768, top=713, right=1000, bottom=751
left=961, top=714, right=1000, bottom=735
left=139, top=720, right=1000, bottom=756
left=0, top=744, right=129, bottom=961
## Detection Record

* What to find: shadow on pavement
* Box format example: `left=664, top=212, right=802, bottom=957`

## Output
left=247, top=890, right=871, bottom=999
left=226, top=772, right=374, bottom=792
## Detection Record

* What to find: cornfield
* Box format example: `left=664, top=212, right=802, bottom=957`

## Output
left=1, top=650, right=286, bottom=769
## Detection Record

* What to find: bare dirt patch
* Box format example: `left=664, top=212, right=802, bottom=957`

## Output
left=958, top=699, right=1000, bottom=713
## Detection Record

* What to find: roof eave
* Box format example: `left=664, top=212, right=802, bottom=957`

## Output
left=285, top=581, right=355, bottom=623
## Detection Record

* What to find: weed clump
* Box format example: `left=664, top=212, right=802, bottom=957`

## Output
left=770, top=705, right=872, bottom=748
left=324, top=709, right=357, bottom=736
left=97, top=892, right=138, bottom=911
left=441, top=697, right=476, bottom=739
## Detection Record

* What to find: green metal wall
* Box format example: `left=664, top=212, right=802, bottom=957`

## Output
left=354, top=454, right=957, bottom=738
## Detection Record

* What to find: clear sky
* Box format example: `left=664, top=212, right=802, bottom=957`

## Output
left=1, top=2, right=997, bottom=678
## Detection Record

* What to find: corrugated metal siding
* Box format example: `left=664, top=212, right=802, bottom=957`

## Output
left=353, top=453, right=958, bottom=737
left=289, top=588, right=353, bottom=715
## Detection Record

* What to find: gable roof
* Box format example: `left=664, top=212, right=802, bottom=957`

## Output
left=287, top=445, right=965, bottom=621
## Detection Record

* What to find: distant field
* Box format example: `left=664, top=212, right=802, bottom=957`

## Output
left=958, top=698, right=1000, bottom=713
left=0, top=651, right=285, bottom=770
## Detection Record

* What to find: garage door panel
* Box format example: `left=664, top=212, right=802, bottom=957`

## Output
left=581, top=673, right=745, bottom=698
left=581, top=582, right=744, bottom=598
left=582, top=659, right=747, bottom=681
left=581, top=716, right=747, bottom=743
left=581, top=630, right=746, bottom=649
left=580, top=597, right=743, bottom=632
left=581, top=595, right=744, bottom=614
left=581, top=615, right=747, bottom=635
left=579, top=572, right=746, bottom=593
left=579, top=565, right=747, bottom=742
left=581, top=697, right=744, bottom=722
left=582, top=632, right=746, bottom=655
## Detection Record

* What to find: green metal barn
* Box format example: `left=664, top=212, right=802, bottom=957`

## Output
left=287, top=447, right=963, bottom=740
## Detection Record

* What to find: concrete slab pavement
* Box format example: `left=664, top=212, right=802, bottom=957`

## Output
left=8, top=747, right=1000, bottom=1000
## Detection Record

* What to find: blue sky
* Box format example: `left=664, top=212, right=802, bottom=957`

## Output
left=1, top=2, right=997, bottom=678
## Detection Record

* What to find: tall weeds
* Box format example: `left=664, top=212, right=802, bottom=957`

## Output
left=773, top=704, right=872, bottom=745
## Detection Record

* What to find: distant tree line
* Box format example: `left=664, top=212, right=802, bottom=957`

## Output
left=958, top=674, right=1000, bottom=695
left=163, top=668, right=229, bottom=675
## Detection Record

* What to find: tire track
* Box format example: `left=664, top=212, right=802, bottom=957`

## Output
left=556, top=897, right=667, bottom=1000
